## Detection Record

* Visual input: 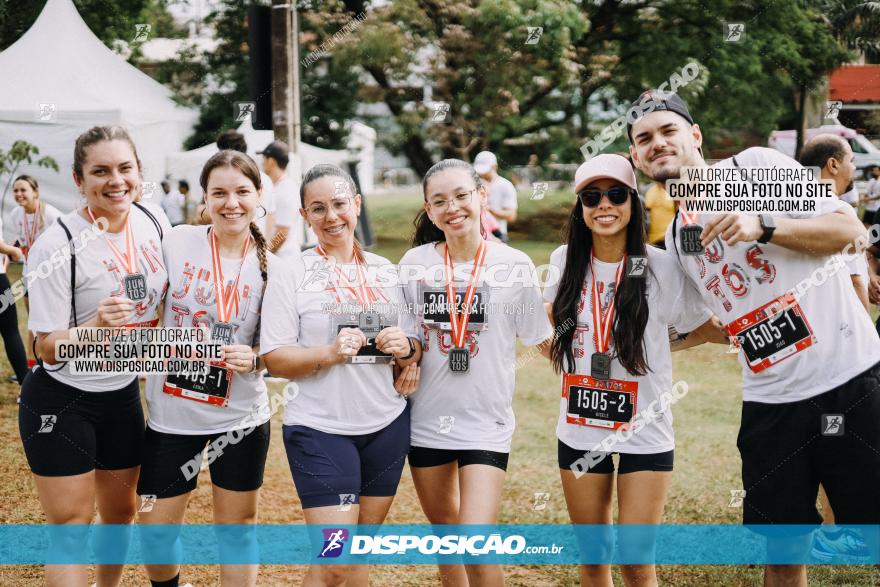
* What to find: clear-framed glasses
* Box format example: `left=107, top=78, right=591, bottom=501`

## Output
left=306, top=197, right=353, bottom=220
left=427, top=188, right=477, bottom=211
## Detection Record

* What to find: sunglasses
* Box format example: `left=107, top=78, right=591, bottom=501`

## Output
left=577, top=186, right=633, bottom=208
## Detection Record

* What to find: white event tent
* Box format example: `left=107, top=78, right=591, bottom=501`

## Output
left=0, top=0, right=197, bottom=230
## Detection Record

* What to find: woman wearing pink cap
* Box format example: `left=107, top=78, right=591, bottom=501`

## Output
left=542, top=153, right=725, bottom=585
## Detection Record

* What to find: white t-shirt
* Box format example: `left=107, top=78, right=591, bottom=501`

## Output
left=544, top=246, right=712, bottom=454
left=399, top=241, right=553, bottom=452
left=255, top=172, right=275, bottom=237
left=10, top=203, right=63, bottom=276
left=161, top=191, right=186, bottom=226
left=10, top=203, right=63, bottom=251
left=486, top=176, right=518, bottom=236
left=664, top=147, right=880, bottom=403
left=272, top=173, right=305, bottom=259
left=840, top=187, right=859, bottom=207
left=865, top=178, right=880, bottom=211
left=260, top=248, right=414, bottom=434
left=27, top=203, right=171, bottom=392
left=145, top=225, right=273, bottom=434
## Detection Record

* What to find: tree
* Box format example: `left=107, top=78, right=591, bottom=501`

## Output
left=0, top=141, right=59, bottom=219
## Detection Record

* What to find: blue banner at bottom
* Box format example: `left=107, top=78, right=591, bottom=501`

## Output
left=1, top=524, right=877, bottom=565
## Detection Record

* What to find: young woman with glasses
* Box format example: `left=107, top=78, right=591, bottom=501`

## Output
left=399, top=158, right=553, bottom=587
left=543, top=154, right=724, bottom=587
left=261, top=163, right=420, bottom=586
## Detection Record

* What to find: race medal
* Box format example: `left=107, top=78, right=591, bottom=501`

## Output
left=124, top=272, right=147, bottom=301
left=87, top=207, right=147, bottom=302
left=449, top=348, right=470, bottom=373
left=590, top=352, right=611, bottom=380
left=208, top=228, right=252, bottom=347
left=680, top=224, right=704, bottom=255
left=679, top=205, right=703, bottom=256
left=211, top=321, right=234, bottom=346
left=358, top=311, right=382, bottom=341
left=443, top=240, right=488, bottom=376
left=588, top=253, right=625, bottom=382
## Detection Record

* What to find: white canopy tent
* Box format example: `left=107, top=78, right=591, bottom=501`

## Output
left=0, top=0, right=197, bottom=232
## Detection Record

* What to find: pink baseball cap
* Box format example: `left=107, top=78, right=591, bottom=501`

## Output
left=574, top=154, right=638, bottom=193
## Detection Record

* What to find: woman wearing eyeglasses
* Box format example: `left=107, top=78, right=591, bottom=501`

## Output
left=543, top=154, right=723, bottom=586
left=261, top=164, right=420, bottom=586
left=399, top=159, right=553, bottom=587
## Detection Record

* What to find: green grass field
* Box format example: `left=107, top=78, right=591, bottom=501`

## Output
left=0, top=190, right=877, bottom=585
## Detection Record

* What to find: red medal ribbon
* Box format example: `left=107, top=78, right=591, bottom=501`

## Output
left=680, top=201, right=700, bottom=226
left=209, top=229, right=252, bottom=323
left=316, top=245, right=384, bottom=305
left=86, top=207, right=139, bottom=274
left=590, top=253, right=626, bottom=355
left=443, top=240, right=488, bottom=349
left=22, top=202, right=41, bottom=254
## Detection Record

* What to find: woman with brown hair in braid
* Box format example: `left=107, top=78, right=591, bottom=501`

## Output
left=137, top=150, right=276, bottom=587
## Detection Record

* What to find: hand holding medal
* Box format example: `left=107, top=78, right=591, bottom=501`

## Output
left=444, top=239, right=488, bottom=373
left=335, top=327, right=366, bottom=359
left=374, top=327, right=411, bottom=359
left=219, top=344, right=258, bottom=373
left=94, top=296, right=135, bottom=328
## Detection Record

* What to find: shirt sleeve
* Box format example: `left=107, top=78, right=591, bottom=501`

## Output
left=542, top=246, right=566, bottom=304
left=660, top=249, right=713, bottom=334
left=259, top=259, right=302, bottom=354
left=516, top=257, right=553, bottom=346
left=26, top=229, right=73, bottom=333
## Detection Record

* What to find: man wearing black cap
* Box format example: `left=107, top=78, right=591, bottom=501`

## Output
left=259, top=140, right=303, bottom=260
left=629, top=91, right=880, bottom=585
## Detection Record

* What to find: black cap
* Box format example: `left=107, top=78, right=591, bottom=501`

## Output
left=257, top=140, right=290, bottom=167
left=626, top=90, right=694, bottom=141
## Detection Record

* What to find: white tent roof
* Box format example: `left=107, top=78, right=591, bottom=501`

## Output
left=0, top=0, right=193, bottom=126
left=0, top=0, right=196, bottom=230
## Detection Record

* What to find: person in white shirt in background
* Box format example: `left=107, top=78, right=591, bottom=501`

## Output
left=216, top=130, right=275, bottom=239
left=860, top=165, right=880, bottom=226
left=10, top=174, right=63, bottom=375
left=259, top=140, right=304, bottom=261
left=160, top=180, right=186, bottom=227
left=799, top=135, right=870, bottom=312
left=473, top=150, right=518, bottom=242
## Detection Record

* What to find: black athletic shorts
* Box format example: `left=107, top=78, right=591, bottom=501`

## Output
left=408, top=446, right=510, bottom=471
left=283, top=403, right=410, bottom=509
left=137, top=422, right=271, bottom=499
left=557, top=440, right=674, bottom=474
left=738, top=362, right=880, bottom=525
left=19, top=366, right=144, bottom=476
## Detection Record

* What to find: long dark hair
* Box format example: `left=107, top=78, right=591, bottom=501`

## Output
left=550, top=191, right=651, bottom=376
left=412, top=159, right=483, bottom=246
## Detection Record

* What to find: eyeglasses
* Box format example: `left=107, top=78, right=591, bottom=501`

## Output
left=306, top=197, right=352, bottom=220
left=427, top=189, right=476, bottom=211
left=577, top=186, right=633, bottom=208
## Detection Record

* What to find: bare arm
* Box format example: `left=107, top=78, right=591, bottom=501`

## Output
left=701, top=209, right=866, bottom=256
left=850, top=274, right=870, bottom=313
left=490, top=207, right=517, bottom=223
left=269, top=225, right=289, bottom=254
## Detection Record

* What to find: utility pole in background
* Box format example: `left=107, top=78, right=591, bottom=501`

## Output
left=270, top=0, right=301, bottom=171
